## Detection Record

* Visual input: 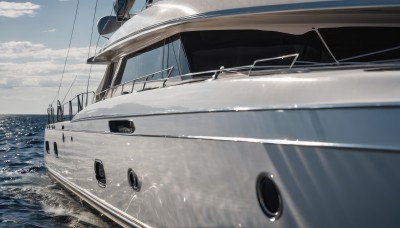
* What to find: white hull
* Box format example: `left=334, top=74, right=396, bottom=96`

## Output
left=45, top=70, right=400, bottom=227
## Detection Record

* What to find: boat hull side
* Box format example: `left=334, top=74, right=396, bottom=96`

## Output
left=44, top=106, right=400, bottom=227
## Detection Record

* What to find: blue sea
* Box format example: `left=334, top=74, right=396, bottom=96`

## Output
left=0, top=115, right=114, bottom=227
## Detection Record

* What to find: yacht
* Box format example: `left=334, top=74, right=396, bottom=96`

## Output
left=44, top=0, right=400, bottom=227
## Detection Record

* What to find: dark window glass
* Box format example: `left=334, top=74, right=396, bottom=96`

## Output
left=115, top=36, right=190, bottom=86
left=180, top=30, right=330, bottom=72
left=180, top=28, right=400, bottom=72
left=319, top=27, right=400, bottom=62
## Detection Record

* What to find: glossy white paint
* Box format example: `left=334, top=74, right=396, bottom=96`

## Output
left=75, top=69, right=400, bottom=120
left=45, top=105, right=400, bottom=227
left=45, top=69, right=400, bottom=226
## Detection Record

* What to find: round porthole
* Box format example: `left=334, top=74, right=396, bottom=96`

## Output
left=127, top=168, right=140, bottom=192
left=256, top=173, right=282, bottom=221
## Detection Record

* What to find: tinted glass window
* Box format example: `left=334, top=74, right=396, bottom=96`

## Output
left=181, top=30, right=330, bottom=72
left=116, top=36, right=190, bottom=85
left=180, top=28, right=400, bottom=72
left=165, top=38, right=191, bottom=77
left=119, top=44, right=164, bottom=84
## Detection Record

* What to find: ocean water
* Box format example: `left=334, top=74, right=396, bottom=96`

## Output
left=0, top=115, right=114, bottom=228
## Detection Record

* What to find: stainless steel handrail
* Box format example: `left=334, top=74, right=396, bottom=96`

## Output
left=47, top=91, right=95, bottom=124
left=96, top=67, right=174, bottom=101
left=248, top=53, right=299, bottom=75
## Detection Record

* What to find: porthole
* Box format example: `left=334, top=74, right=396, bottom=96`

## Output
left=53, top=142, right=58, bottom=158
left=45, top=141, right=50, bottom=154
left=94, top=159, right=106, bottom=187
left=256, top=173, right=282, bottom=221
left=127, top=168, right=140, bottom=192
left=62, top=133, right=65, bottom=143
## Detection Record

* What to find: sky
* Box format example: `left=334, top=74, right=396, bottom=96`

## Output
left=0, top=0, right=115, bottom=114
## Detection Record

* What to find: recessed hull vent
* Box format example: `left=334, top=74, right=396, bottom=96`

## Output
left=109, top=120, right=135, bottom=133
left=94, top=159, right=107, bottom=187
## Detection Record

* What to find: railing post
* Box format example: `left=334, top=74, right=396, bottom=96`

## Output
left=81, top=93, right=85, bottom=108
left=69, top=100, right=73, bottom=120
left=51, top=106, right=55, bottom=124
left=143, top=75, right=151, bottom=90
left=77, top=94, right=82, bottom=112
left=57, top=100, right=63, bottom=122
left=91, top=92, right=95, bottom=104
left=163, top=67, right=174, bottom=87
left=47, top=107, right=51, bottom=124
left=131, top=80, right=136, bottom=93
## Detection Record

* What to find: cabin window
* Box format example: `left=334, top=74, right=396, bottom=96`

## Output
left=164, top=37, right=191, bottom=78
left=118, top=43, right=164, bottom=84
left=179, top=28, right=400, bottom=72
left=95, top=62, right=118, bottom=101
left=98, top=63, right=116, bottom=91
left=317, top=27, right=400, bottom=62
left=180, top=30, right=331, bottom=72
left=114, top=35, right=190, bottom=86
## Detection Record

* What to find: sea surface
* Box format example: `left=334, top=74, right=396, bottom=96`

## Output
left=0, top=115, right=113, bottom=227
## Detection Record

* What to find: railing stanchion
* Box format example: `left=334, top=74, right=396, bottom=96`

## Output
left=77, top=94, right=82, bottom=112
left=81, top=93, right=85, bottom=109
left=69, top=100, right=73, bottom=120
left=51, top=106, right=55, bottom=124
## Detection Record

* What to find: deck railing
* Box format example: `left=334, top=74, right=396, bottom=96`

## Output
left=47, top=91, right=95, bottom=124
left=96, top=67, right=174, bottom=101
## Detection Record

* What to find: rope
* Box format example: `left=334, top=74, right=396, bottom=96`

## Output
left=52, top=0, right=80, bottom=105
left=87, top=0, right=98, bottom=59
left=85, top=0, right=99, bottom=106
left=61, top=75, right=78, bottom=104
left=87, top=3, right=114, bottom=96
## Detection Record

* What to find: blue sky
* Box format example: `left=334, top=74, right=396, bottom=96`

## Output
left=0, top=0, right=114, bottom=114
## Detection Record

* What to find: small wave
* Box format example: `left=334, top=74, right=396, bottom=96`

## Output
left=17, top=166, right=46, bottom=174
left=0, top=164, right=46, bottom=183
left=1, top=169, right=114, bottom=227
left=0, top=115, right=115, bottom=227
left=27, top=139, right=43, bottom=145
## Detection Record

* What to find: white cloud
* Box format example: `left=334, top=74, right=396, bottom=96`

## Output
left=0, top=1, right=40, bottom=18
left=43, top=29, right=56, bottom=33
left=0, top=61, right=105, bottom=88
left=0, top=41, right=106, bottom=114
left=0, top=41, right=95, bottom=61
left=0, top=41, right=105, bottom=93
left=0, top=58, right=105, bottom=113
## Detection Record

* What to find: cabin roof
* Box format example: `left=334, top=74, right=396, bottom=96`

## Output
left=93, top=0, right=400, bottom=62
